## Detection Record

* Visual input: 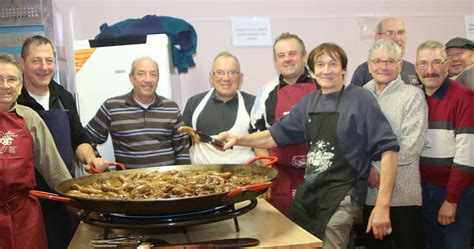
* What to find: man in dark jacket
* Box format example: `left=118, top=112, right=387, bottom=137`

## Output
left=17, top=35, right=108, bottom=249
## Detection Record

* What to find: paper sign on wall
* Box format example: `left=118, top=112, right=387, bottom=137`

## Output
left=231, top=17, right=272, bottom=46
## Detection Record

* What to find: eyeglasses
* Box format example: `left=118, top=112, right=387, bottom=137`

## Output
left=416, top=59, right=446, bottom=69
left=135, top=71, right=158, bottom=80
left=378, top=30, right=407, bottom=37
left=0, top=75, right=20, bottom=85
left=369, top=59, right=400, bottom=67
left=212, top=70, right=240, bottom=78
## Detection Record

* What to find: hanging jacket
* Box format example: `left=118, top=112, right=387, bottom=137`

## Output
left=95, top=15, right=197, bottom=73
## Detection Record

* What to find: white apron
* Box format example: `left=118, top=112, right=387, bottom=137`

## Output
left=190, top=89, right=255, bottom=164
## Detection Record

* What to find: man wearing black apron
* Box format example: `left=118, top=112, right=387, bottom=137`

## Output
left=17, top=36, right=109, bottom=249
left=218, top=43, right=400, bottom=249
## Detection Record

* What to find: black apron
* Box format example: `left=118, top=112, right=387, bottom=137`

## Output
left=288, top=87, right=359, bottom=240
left=35, top=101, right=79, bottom=249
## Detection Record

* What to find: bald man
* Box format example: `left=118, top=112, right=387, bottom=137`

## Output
left=350, top=17, right=419, bottom=87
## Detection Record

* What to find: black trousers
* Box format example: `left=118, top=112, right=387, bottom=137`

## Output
left=40, top=199, right=80, bottom=249
left=363, top=205, right=424, bottom=249
left=36, top=172, right=79, bottom=249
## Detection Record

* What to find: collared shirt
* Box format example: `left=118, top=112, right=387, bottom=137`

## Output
left=183, top=90, right=255, bottom=135
left=17, top=80, right=91, bottom=151
left=86, top=91, right=190, bottom=168
left=450, top=64, right=474, bottom=91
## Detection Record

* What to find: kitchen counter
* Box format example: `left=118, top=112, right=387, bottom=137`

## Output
left=68, top=198, right=323, bottom=248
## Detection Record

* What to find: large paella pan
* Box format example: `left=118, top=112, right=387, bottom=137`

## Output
left=31, top=157, right=278, bottom=215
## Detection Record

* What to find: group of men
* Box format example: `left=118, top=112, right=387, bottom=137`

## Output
left=0, top=15, right=472, bottom=249
left=214, top=17, right=473, bottom=249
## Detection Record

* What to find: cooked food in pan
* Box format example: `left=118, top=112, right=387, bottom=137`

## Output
left=177, top=125, right=201, bottom=144
left=66, top=169, right=270, bottom=200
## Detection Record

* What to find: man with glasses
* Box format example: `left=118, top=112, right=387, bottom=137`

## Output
left=363, top=40, right=428, bottom=249
left=351, top=17, right=419, bottom=87
left=249, top=32, right=318, bottom=215
left=0, top=53, right=72, bottom=249
left=17, top=35, right=109, bottom=249
left=416, top=40, right=474, bottom=249
left=86, top=56, right=190, bottom=168
left=183, top=52, right=255, bottom=164
left=445, top=37, right=474, bottom=90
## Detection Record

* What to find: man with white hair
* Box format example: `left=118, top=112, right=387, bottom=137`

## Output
left=363, top=39, right=428, bottom=249
left=183, top=51, right=255, bottom=164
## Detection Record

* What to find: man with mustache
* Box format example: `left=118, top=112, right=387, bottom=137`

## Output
left=86, top=57, right=191, bottom=169
left=445, top=37, right=474, bottom=91
left=416, top=40, right=474, bottom=249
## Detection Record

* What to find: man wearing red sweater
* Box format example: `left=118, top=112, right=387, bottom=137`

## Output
left=416, top=40, right=474, bottom=249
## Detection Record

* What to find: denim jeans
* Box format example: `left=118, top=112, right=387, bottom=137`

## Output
left=422, top=184, right=474, bottom=249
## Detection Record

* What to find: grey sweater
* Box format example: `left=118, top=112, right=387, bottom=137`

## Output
left=364, top=76, right=428, bottom=206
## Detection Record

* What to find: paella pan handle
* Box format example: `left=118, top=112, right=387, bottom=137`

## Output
left=246, top=156, right=278, bottom=167
left=89, top=162, right=126, bottom=174
left=225, top=181, right=273, bottom=198
left=30, top=190, right=74, bottom=203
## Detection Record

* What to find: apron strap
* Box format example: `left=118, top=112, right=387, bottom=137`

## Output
left=0, top=191, right=28, bottom=214
left=57, top=98, right=66, bottom=111
left=192, top=88, right=214, bottom=129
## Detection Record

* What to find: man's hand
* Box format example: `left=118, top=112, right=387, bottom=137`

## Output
left=83, top=157, right=110, bottom=173
left=366, top=205, right=392, bottom=240
left=438, top=200, right=457, bottom=226
left=366, top=150, right=397, bottom=240
left=216, top=131, right=238, bottom=150
left=367, top=166, right=380, bottom=188
left=260, top=186, right=272, bottom=201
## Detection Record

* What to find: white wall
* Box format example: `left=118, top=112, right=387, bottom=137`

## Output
left=52, top=0, right=473, bottom=108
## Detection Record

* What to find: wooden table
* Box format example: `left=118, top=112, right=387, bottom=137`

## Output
left=68, top=198, right=322, bottom=248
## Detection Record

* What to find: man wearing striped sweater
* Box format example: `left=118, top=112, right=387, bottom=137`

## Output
left=416, top=40, right=474, bottom=249
left=86, top=57, right=190, bottom=168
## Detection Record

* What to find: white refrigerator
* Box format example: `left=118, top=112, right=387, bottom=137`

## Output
left=73, top=34, right=173, bottom=163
